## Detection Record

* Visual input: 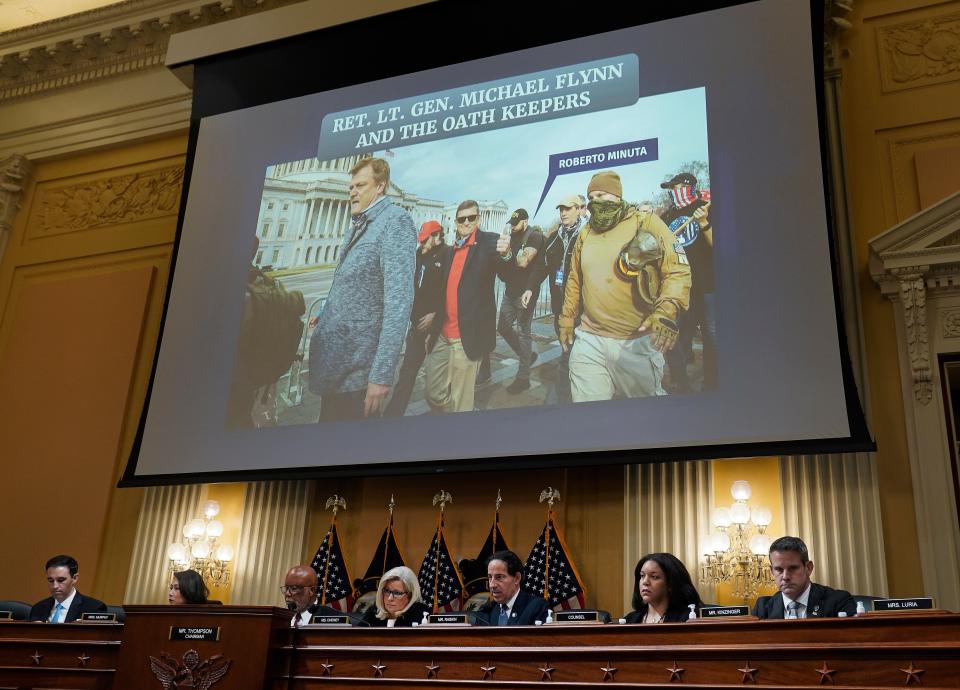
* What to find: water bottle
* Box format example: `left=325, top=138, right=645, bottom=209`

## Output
left=855, top=601, right=866, bottom=616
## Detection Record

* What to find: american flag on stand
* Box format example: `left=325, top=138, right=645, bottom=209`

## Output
left=310, top=518, right=355, bottom=611
left=521, top=511, right=587, bottom=611
left=417, top=516, right=464, bottom=613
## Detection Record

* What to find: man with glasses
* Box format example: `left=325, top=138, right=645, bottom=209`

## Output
left=308, top=157, right=416, bottom=421
left=425, top=200, right=511, bottom=412
left=283, top=565, right=343, bottom=627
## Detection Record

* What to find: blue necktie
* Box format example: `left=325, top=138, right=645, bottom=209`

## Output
left=498, top=604, right=509, bottom=626
left=51, top=602, right=64, bottom=624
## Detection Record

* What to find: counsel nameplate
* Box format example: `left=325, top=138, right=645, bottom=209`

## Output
left=555, top=610, right=600, bottom=623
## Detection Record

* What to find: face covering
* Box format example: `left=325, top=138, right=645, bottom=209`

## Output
left=670, top=185, right=697, bottom=208
left=588, top=199, right=628, bottom=232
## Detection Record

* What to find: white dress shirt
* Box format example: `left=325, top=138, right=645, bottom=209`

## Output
left=782, top=583, right=812, bottom=619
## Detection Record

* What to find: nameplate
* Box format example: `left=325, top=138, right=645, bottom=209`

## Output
left=80, top=612, right=117, bottom=622
left=429, top=613, right=468, bottom=625
left=169, top=626, right=220, bottom=641
left=0, top=611, right=12, bottom=620
left=872, top=597, right=934, bottom=612
left=310, top=614, right=350, bottom=625
left=554, top=610, right=600, bottom=624
left=699, top=605, right=750, bottom=618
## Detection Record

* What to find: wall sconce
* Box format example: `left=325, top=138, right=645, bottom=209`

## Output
left=167, top=500, right=234, bottom=587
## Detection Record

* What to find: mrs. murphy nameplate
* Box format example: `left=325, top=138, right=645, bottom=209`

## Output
left=169, top=626, right=221, bottom=641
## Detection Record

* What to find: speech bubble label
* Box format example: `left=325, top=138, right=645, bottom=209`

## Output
left=533, top=138, right=659, bottom=216
left=317, top=55, right=639, bottom=161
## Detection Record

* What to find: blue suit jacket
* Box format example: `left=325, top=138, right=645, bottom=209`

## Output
left=477, top=589, right=550, bottom=626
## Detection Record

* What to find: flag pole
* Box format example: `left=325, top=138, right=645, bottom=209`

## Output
left=321, top=495, right=346, bottom=606
left=431, top=490, right=452, bottom=613
left=493, top=489, right=503, bottom=551
left=538, top=487, right=561, bottom=602
left=382, top=494, right=396, bottom=577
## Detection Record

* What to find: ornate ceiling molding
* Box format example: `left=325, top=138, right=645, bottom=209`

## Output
left=0, top=0, right=305, bottom=102
left=0, top=153, right=33, bottom=262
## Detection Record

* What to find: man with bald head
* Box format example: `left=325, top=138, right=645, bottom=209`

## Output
left=283, top=565, right=320, bottom=627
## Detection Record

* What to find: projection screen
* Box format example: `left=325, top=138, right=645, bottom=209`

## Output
left=122, top=0, right=873, bottom=484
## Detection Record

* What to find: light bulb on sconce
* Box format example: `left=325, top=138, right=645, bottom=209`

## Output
left=700, top=479, right=775, bottom=601
left=167, top=501, right=233, bottom=588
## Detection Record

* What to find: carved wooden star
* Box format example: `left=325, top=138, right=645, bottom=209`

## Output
left=816, top=661, right=836, bottom=685
left=30, top=651, right=42, bottom=665
left=666, top=661, right=685, bottom=682
left=77, top=653, right=91, bottom=667
left=371, top=659, right=387, bottom=678
left=539, top=663, right=556, bottom=681
left=320, top=659, right=334, bottom=677
left=738, top=661, right=758, bottom=684
left=480, top=663, right=496, bottom=680
left=426, top=661, right=440, bottom=679
left=601, top=662, right=617, bottom=681
left=900, top=661, right=925, bottom=686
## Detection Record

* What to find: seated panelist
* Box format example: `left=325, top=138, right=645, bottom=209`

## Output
left=624, top=552, right=704, bottom=624
left=361, top=565, right=430, bottom=627
left=29, top=554, right=107, bottom=623
left=475, top=550, right=549, bottom=626
left=168, top=569, right=209, bottom=605
left=753, top=536, right=856, bottom=619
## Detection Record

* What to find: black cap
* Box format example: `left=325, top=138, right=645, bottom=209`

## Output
left=660, top=172, right=698, bottom=189
left=509, top=208, right=529, bottom=226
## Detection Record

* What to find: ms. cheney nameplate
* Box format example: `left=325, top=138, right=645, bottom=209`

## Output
left=310, top=614, right=350, bottom=625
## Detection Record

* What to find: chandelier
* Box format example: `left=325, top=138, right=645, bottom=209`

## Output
left=700, top=480, right=775, bottom=602
left=167, top=500, right=234, bottom=587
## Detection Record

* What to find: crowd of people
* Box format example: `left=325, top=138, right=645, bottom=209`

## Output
left=25, top=536, right=858, bottom=625
left=302, top=156, right=717, bottom=421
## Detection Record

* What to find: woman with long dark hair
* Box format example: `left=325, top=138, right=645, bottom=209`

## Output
left=168, top=569, right=210, bottom=605
left=625, top=553, right=704, bottom=624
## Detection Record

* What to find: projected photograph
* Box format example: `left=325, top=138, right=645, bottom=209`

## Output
left=226, top=78, right=715, bottom=428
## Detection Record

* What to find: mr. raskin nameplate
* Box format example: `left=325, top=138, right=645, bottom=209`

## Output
left=555, top=610, right=600, bottom=624
left=169, top=626, right=221, bottom=641
left=872, top=597, right=934, bottom=612
left=80, top=612, right=117, bottom=622
left=310, top=614, right=350, bottom=625
left=429, top=613, right=468, bottom=625
left=699, top=605, right=750, bottom=618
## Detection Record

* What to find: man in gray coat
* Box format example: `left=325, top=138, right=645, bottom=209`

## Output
left=308, top=157, right=416, bottom=420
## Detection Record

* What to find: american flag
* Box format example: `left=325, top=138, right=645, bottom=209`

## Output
left=357, top=514, right=406, bottom=596
left=521, top=512, right=587, bottom=611
left=417, top=518, right=464, bottom=613
left=310, top=520, right=355, bottom=611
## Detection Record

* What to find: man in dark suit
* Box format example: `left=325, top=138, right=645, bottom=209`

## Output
left=752, top=536, right=856, bottom=619
left=29, top=555, right=107, bottom=623
left=476, top=550, right=549, bottom=626
left=424, top=200, right=512, bottom=413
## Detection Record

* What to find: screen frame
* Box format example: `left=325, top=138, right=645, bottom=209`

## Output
left=120, top=0, right=874, bottom=487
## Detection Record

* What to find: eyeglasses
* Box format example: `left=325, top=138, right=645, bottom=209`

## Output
left=456, top=214, right=479, bottom=224
left=383, top=588, right=409, bottom=599
left=280, top=585, right=313, bottom=595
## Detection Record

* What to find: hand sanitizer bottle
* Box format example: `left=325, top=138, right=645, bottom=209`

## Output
left=688, top=603, right=697, bottom=620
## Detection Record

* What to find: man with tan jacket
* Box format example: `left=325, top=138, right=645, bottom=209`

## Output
left=558, top=170, right=691, bottom=401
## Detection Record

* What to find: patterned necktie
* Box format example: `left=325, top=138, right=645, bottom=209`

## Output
left=51, top=602, right=64, bottom=624
left=786, top=601, right=800, bottom=619
left=498, top=604, right=509, bottom=626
